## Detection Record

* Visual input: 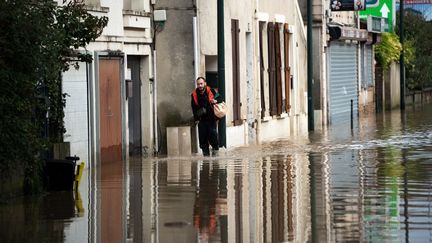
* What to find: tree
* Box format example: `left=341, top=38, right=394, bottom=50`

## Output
left=395, top=11, right=432, bottom=90
left=0, top=0, right=107, bottom=193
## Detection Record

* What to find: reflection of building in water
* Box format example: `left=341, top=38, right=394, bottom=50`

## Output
left=90, top=157, right=158, bottom=243
left=222, top=154, right=311, bottom=242
left=194, top=162, right=224, bottom=242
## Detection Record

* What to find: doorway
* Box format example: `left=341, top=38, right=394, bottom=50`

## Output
left=127, top=56, right=142, bottom=155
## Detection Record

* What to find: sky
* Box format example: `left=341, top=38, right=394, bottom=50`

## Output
left=396, top=3, right=432, bottom=20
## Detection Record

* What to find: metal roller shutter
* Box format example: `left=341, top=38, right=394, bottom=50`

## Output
left=328, top=41, right=358, bottom=124
left=365, top=45, right=373, bottom=87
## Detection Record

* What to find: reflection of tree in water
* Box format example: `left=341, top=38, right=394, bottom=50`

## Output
left=0, top=191, right=76, bottom=242
left=193, top=162, right=221, bottom=240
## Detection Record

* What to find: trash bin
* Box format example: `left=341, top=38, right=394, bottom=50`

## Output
left=44, top=156, right=79, bottom=191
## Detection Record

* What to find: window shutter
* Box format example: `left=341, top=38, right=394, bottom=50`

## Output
left=259, top=22, right=266, bottom=118
left=274, top=23, right=283, bottom=115
left=267, top=22, right=277, bottom=116
left=284, top=24, right=291, bottom=112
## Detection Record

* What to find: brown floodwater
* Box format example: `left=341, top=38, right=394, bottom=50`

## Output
left=1, top=103, right=432, bottom=242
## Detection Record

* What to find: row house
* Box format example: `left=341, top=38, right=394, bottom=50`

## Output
left=299, top=0, right=381, bottom=129
left=61, top=0, right=309, bottom=162
left=155, top=0, right=309, bottom=153
left=61, top=0, right=154, bottom=165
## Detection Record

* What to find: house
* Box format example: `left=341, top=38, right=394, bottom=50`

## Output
left=61, top=0, right=310, bottom=162
left=154, top=0, right=309, bottom=154
left=61, top=0, right=154, bottom=164
left=298, top=0, right=379, bottom=128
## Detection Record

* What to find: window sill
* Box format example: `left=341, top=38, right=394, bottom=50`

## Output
left=123, top=10, right=151, bottom=17
left=262, top=116, right=272, bottom=122
left=277, top=113, right=288, bottom=119
left=84, top=5, right=109, bottom=13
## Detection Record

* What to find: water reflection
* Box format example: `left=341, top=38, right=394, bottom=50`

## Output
left=1, top=104, right=432, bottom=242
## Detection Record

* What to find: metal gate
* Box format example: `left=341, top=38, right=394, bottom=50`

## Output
left=328, top=41, right=358, bottom=124
left=365, top=45, right=373, bottom=87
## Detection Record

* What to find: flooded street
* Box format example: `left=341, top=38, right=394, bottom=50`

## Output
left=1, top=104, right=432, bottom=243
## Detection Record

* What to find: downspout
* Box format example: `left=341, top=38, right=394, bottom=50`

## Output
left=255, top=0, right=261, bottom=145
left=307, top=0, right=314, bottom=131
left=151, top=2, right=159, bottom=155
left=193, top=16, right=200, bottom=152
left=153, top=49, right=158, bottom=155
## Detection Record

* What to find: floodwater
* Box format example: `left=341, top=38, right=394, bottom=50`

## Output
left=1, top=104, right=432, bottom=243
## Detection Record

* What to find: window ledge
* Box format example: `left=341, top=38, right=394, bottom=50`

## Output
left=262, top=116, right=272, bottom=122
left=84, top=5, right=109, bottom=13
left=277, top=113, right=288, bottom=119
left=123, top=10, right=151, bottom=17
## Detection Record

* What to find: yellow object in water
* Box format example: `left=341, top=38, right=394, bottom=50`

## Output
left=74, top=162, right=85, bottom=189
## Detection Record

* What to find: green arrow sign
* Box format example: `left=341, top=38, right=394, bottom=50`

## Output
left=360, top=0, right=394, bottom=31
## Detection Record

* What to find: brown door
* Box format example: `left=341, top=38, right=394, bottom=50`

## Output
left=101, top=160, right=124, bottom=243
left=99, top=58, right=123, bottom=163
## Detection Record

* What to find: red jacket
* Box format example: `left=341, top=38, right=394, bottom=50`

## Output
left=191, top=86, right=214, bottom=106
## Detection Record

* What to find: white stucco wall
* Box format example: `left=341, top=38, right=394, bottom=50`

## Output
left=198, top=0, right=308, bottom=147
left=61, top=0, right=154, bottom=161
left=63, top=63, right=90, bottom=165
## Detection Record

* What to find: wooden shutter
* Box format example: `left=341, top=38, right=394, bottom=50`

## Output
left=259, top=22, right=266, bottom=118
left=274, top=23, right=283, bottom=115
left=267, top=22, right=277, bottom=116
left=231, top=19, right=242, bottom=126
left=284, top=24, right=291, bottom=112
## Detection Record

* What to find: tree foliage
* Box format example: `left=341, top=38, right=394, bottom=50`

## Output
left=375, top=32, right=403, bottom=70
left=0, top=0, right=107, bottom=193
left=395, top=11, right=432, bottom=90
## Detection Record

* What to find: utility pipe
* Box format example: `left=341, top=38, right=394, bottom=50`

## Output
left=153, top=49, right=158, bottom=154
left=255, top=0, right=261, bottom=145
left=193, top=17, right=200, bottom=152
left=307, top=0, right=314, bottom=131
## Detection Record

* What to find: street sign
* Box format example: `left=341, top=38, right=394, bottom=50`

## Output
left=366, top=0, right=380, bottom=7
left=367, top=15, right=389, bottom=33
left=331, top=0, right=366, bottom=11
left=360, top=0, right=394, bottom=31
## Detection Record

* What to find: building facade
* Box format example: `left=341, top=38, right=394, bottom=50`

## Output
left=299, top=0, right=378, bottom=129
left=155, top=0, right=309, bottom=153
left=61, top=0, right=154, bottom=165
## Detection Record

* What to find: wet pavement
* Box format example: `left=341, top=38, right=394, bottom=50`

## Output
left=1, top=103, right=432, bottom=242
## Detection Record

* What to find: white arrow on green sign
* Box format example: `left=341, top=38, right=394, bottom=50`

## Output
left=360, top=0, right=394, bottom=31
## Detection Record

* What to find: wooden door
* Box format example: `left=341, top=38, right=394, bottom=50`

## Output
left=99, top=58, right=123, bottom=163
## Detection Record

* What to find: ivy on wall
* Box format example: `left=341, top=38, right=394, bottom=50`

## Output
left=374, top=32, right=402, bottom=70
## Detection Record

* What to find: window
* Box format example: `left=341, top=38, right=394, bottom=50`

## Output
left=261, top=22, right=291, bottom=118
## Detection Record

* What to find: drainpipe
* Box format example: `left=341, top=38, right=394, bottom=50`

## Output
left=193, top=17, right=200, bottom=151
left=307, top=0, right=314, bottom=131
left=151, top=2, right=159, bottom=155
left=217, top=0, right=226, bottom=147
left=153, top=49, right=158, bottom=155
left=255, top=0, right=261, bottom=145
